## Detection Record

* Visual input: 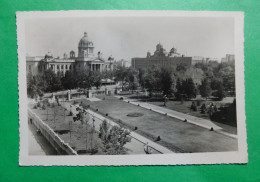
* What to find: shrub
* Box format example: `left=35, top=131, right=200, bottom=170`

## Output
left=37, top=102, right=41, bottom=107
left=200, top=104, right=207, bottom=114
left=134, top=126, right=138, bottom=130
left=33, top=105, right=37, bottom=109
left=119, top=97, right=123, bottom=100
left=105, top=113, right=108, bottom=116
left=42, top=105, right=46, bottom=110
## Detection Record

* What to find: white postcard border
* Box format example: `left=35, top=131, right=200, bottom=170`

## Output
left=17, top=10, right=247, bottom=166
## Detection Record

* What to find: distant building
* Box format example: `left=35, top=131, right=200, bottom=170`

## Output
left=226, top=54, right=235, bottom=63
left=113, top=59, right=131, bottom=68
left=221, top=54, right=235, bottom=63
left=131, top=43, right=192, bottom=70
left=192, top=56, right=205, bottom=65
left=221, top=57, right=227, bottom=63
left=26, top=32, right=114, bottom=76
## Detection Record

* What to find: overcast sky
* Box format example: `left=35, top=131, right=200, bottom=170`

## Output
left=25, top=16, right=234, bottom=61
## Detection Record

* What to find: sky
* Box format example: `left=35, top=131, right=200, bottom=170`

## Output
left=25, top=16, right=234, bottom=61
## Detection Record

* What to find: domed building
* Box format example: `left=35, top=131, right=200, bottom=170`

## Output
left=78, top=32, right=94, bottom=58
left=26, top=32, right=114, bottom=76
left=131, top=43, right=192, bottom=70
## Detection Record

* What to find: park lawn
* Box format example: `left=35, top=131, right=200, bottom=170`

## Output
left=28, top=102, right=105, bottom=155
left=78, top=96, right=238, bottom=153
left=145, top=97, right=237, bottom=134
left=148, top=97, right=235, bottom=120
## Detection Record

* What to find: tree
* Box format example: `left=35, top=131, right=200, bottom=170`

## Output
left=213, top=81, right=226, bottom=100
left=77, top=67, right=95, bottom=93
left=143, top=65, right=161, bottom=96
left=27, top=73, right=38, bottom=98
left=159, top=67, right=174, bottom=96
left=185, top=78, right=196, bottom=99
left=114, top=66, right=130, bottom=91
left=99, top=120, right=131, bottom=155
left=38, top=68, right=63, bottom=92
left=175, top=78, right=183, bottom=100
left=128, top=68, right=138, bottom=93
left=93, top=71, right=102, bottom=89
left=199, top=78, right=212, bottom=100
left=137, top=68, right=146, bottom=90
left=61, top=70, right=77, bottom=90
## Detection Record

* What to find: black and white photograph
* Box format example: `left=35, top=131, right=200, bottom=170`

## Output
left=17, top=11, right=247, bottom=166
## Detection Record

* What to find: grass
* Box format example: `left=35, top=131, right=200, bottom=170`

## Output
left=77, top=96, right=238, bottom=153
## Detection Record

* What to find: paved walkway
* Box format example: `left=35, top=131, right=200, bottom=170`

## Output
left=61, top=101, right=172, bottom=154
left=28, top=126, right=46, bottom=155
left=115, top=96, right=237, bottom=139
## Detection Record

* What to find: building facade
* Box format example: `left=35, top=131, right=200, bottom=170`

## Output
left=131, top=43, right=192, bottom=70
left=26, top=32, right=114, bottom=76
left=221, top=54, right=235, bottom=63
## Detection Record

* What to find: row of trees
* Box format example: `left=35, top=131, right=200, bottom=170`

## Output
left=27, top=68, right=105, bottom=98
left=134, top=61, right=235, bottom=101
left=27, top=60, right=235, bottom=101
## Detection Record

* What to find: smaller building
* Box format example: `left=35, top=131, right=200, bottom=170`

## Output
left=221, top=54, right=235, bottom=63
left=132, top=43, right=192, bottom=70
left=226, top=54, right=235, bottom=63
left=192, top=56, right=205, bottom=65
left=113, top=59, right=131, bottom=68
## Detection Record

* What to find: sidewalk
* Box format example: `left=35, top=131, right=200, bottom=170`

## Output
left=61, top=101, right=173, bottom=154
left=115, top=96, right=237, bottom=139
left=28, top=125, right=46, bottom=155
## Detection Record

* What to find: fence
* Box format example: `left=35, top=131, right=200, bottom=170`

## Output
left=28, top=109, right=77, bottom=155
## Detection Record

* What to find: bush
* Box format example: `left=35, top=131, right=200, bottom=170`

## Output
left=200, top=104, right=207, bottom=114
left=33, top=105, right=37, bottom=109
left=119, top=97, right=123, bottom=100
left=190, top=101, right=197, bottom=111
left=42, top=104, right=46, bottom=110
left=37, top=102, right=41, bottom=107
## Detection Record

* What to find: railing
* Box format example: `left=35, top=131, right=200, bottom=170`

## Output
left=28, top=109, right=77, bottom=155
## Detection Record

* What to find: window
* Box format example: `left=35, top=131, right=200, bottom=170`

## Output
left=65, top=65, right=68, bottom=69
left=61, top=65, right=64, bottom=69
left=57, top=65, right=59, bottom=69
left=69, top=65, right=71, bottom=69
left=29, top=65, right=31, bottom=70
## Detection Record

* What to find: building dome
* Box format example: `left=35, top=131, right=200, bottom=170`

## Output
left=78, top=32, right=93, bottom=47
left=45, top=51, right=53, bottom=59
